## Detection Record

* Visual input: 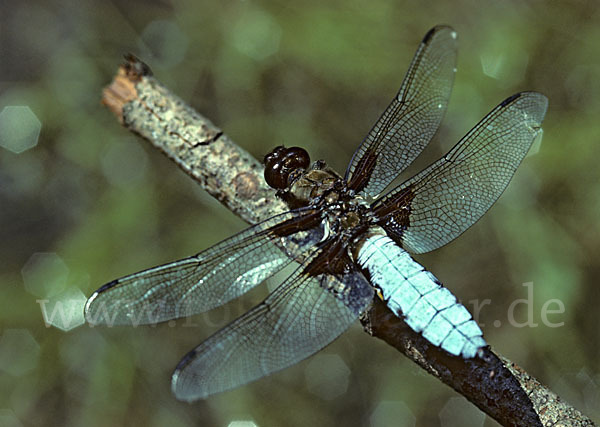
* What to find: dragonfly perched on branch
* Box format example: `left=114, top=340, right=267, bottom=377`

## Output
left=85, top=25, right=547, bottom=401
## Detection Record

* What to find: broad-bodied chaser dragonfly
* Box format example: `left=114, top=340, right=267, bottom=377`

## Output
left=85, top=25, right=547, bottom=401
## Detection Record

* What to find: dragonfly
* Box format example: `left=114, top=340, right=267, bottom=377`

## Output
left=85, top=25, right=548, bottom=401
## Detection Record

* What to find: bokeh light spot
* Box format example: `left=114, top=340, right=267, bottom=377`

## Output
left=480, top=48, right=529, bottom=84
left=370, top=400, right=415, bottom=427
left=0, top=106, right=41, bottom=153
left=21, top=252, right=69, bottom=298
left=553, top=368, right=599, bottom=417
left=231, top=9, right=281, bottom=60
left=527, top=128, right=544, bottom=157
left=0, top=329, right=40, bottom=376
left=304, top=353, right=350, bottom=400
left=38, top=287, right=88, bottom=331
left=227, top=420, right=258, bottom=427
left=480, top=53, right=505, bottom=79
left=439, top=397, right=485, bottom=427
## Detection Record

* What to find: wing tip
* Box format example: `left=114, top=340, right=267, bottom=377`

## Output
left=500, top=92, right=522, bottom=107
left=94, top=279, right=120, bottom=295
left=500, top=91, right=549, bottom=106
left=171, top=349, right=204, bottom=402
left=423, top=25, right=457, bottom=44
left=500, top=91, right=549, bottom=122
left=83, top=279, right=119, bottom=324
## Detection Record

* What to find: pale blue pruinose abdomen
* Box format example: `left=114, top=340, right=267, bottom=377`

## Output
left=356, top=233, right=486, bottom=358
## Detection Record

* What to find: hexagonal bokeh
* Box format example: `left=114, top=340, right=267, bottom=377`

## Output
left=479, top=49, right=528, bottom=84
left=227, top=421, right=257, bottom=427
left=439, top=397, right=486, bottom=427
left=21, top=252, right=69, bottom=298
left=527, top=128, right=544, bottom=157
left=370, top=400, right=416, bottom=427
left=552, top=368, right=599, bottom=418
left=304, top=353, right=351, bottom=400
left=480, top=53, right=504, bottom=79
left=0, top=329, right=40, bottom=376
left=0, top=106, right=41, bottom=153
left=37, top=286, right=87, bottom=331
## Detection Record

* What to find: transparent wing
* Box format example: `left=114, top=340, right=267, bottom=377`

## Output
left=345, top=25, right=458, bottom=197
left=171, top=253, right=374, bottom=401
left=374, top=92, right=548, bottom=254
left=85, top=208, right=324, bottom=325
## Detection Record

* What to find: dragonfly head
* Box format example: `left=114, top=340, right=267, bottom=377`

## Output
left=264, top=146, right=311, bottom=189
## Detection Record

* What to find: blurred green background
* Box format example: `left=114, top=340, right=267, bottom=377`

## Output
left=1, top=0, right=599, bottom=426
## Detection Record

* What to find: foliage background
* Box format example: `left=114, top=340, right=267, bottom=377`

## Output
left=1, top=0, right=599, bottom=426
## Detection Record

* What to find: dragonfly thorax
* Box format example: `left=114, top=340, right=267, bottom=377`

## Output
left=264, top=145, right=357, bottom=209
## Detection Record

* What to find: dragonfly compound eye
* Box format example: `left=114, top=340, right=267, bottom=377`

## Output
left=264, top=146, right=310, bottom=189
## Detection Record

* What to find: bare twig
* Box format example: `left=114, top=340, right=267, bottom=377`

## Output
left=102, top=54, right=288, bottom=225
left=101, top=55, right=595, bottom=427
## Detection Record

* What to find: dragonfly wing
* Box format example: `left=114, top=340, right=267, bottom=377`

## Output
left=345, top=25, right=458, bottom=197
left=171, top=252, right=373, bottom=401
left=85, top=208, right=324, bottom=325
left=374, top=92, right=548, bottom=254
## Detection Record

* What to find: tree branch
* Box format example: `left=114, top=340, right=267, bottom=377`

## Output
left=101, top=55, right=594, bottom=427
